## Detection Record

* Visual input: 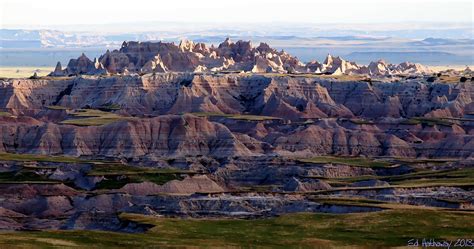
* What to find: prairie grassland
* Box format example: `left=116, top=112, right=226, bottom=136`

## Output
left=430, top=65, right=473, bottom=72
left=0, top=209, right=472, bottom=248
left=0, top=67, right=53, bottom=78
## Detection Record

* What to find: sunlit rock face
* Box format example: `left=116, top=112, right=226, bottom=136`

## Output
left=50, top=39, right=433, bottom=76
left=1, top=73, right=473, bottom=159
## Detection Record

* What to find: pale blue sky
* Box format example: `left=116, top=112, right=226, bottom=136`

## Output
left=1, top=0, right=472, bottom=29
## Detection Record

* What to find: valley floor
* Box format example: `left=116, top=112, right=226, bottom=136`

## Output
left=0, top=209, right=472, bottom=248
left=0, top=67, right=52, bottom=78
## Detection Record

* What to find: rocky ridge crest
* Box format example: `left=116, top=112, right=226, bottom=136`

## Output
left=50, top=39, right=432, bottom=76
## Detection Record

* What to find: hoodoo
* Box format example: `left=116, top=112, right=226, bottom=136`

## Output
left=51, top=39, right=433, bottom=76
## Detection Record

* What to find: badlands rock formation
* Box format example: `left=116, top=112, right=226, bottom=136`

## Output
left=4, top=73, right=472, bottom=119
left=0, top=114, right=252, bottom=158
left=307, top=56, right=432, bottom=75
left=0, top=39, right=472, bottom=233
left=50, top=39, right=432, bottom=76
left=120, top=175, right=225, bottom=195
left=0, top=72, right=473, bottom=160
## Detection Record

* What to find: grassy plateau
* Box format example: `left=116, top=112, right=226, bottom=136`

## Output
left=299, top=156, right=393, bottom=168
left=191, top=112, right=280, bottom=121
left=61, top=109, right=133, bottom=126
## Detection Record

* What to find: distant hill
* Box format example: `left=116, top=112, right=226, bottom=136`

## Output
left=346, top=51, right=473, bottom=65
left=1, top=28, right=473, bottom=67
left=410, top=37, right=474, bottom=46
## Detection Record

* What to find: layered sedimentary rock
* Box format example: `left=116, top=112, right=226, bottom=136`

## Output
left=0, top=73, right=473, bottom=158
left=0, top=112, right=471, bottom=158
left=120, top=175, right=225, bottom=195
left=53, top=39, right=306, bottom=75
left=51, top=53, right=107, bottom=76
left=0, top=114, right=252, bottom=158
left=49, top=39, right=432, bottom=76
left=3, top=74, right=472, bottom=119
left=50, top=62, right=65, bottom=76
left=304, top=55, right=433, bottom=76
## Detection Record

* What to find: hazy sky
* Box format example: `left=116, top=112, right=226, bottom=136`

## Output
left=1, top=0, right=473, bottom=29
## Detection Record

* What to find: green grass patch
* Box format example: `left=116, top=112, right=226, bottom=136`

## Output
left=311, top=175, right=378, bottom=187
left=299, top=156, right=393, bottom=168
left=89, top=164, right=191, bottom=189
left=46, top=105, right=69, bottom=110
left=381, top=168, right=474, bottom=186
left=61, top=117, right=124, bottom=126
left=88, top=164, right=191, bottom=176
left=0, top=152, right=86, bottom=163
left=0, top=112, right=12, bottom=117
left=190, top=112, right=280, bottom=121
left=394, top=158, right=459, bottom=165
left=61, top=109, right=132, bottom=126
left=311, top=167, right=474, bottom=188
left=68, top=109, right=113, bottom=117
left=401, top=117, right=453, bottom=126
left=349, top=118, right=374, bottom=125
left=94, top=177, right=136, bottom=189
left=0, top=170, right=59, bottom=184
left=309, top=196, right=464, bottom=210
left=1, top=209, right=469, bottom=248
left=98, top=103, right=121, bottom=111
